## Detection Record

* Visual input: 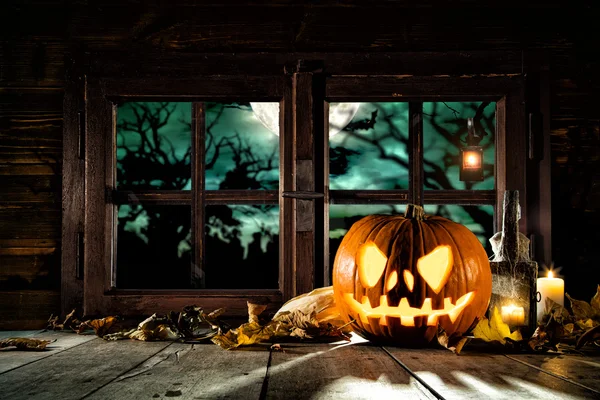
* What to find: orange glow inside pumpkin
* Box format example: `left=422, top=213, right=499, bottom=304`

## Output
left=403, top=270, right=414, bottom=292
left=417, top=245, right=453, bottom=294
left=386, top=270, right=398, bottom=292
left=350, top=243, right=475, bottom=327
left=357, top=241, right=388, bottom=288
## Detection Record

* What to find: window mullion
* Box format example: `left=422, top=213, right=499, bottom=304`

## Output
left=409, top=102, right=424, bottom=206
left=192, top=102, right=206, bottom=289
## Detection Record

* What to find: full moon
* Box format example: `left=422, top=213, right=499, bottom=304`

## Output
left=250, top=103, right=361, bottom=137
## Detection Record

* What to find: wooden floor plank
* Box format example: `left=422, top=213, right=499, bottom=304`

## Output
left=85, top=342, right=271, bottom=400
left=0, top=331, right=97, bottom=374
left=0, top=330, right=46, bottom=339
left=384, top=347, right=597, bottom=400
left=509, top=353, right=600, bottom=394
left=0, top=338, right=171, bottom=400
left=265, top=342, right=436, bottom=400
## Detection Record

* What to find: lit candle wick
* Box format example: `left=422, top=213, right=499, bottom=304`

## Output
left=548, top=270, right=554, bottom=279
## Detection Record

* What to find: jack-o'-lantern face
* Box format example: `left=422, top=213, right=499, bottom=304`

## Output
left=345, top=242, right=475, bottom=328
left=332, top=205, right=492, bottom=345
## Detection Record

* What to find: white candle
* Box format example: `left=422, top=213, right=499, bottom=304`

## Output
left=537, top=270, right=564, bottom=322
left=501, top=305, right=525, bottom=326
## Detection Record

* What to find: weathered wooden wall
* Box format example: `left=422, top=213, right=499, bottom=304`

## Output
left=1, top=1, right=598, bottom=329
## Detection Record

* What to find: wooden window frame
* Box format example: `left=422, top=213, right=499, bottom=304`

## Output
left=81, top=76, right=294, bottom=317
left=62, top=52, right=549, bottom=318
left=320, top=75, right=527, bottom=285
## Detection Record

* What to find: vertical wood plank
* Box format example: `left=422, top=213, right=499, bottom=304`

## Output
left=538, top=65, right=552, bottom=265
left=495, top=97, right=507, bottom=232
left=504, top=83, right=528, bottom=232
left=280, top=77, right=295, bottom=300
left=321, top=101, right=331, bottom=287
left=191, top=102, right=205, bottom=288
left=409, top=102, right=424, bottom=206
left=293, top=71, right=317, bottom=295
left=61, top=54, right=85, bottom=316
left=84, top=80, right=114, bottom=316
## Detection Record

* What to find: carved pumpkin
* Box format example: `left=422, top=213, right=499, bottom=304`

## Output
left=333, top=204, right=492, bottom=345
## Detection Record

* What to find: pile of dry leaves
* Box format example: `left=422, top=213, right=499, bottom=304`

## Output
left=46, top=286, right=352, bottom=350
left=19, top=284, right=599, bottom=354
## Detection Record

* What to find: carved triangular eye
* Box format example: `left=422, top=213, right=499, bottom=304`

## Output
left=417, top=245, right=453, bottom=294
left=357, top=241, right=388, bottom=288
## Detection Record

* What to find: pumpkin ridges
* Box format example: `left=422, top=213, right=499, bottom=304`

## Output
left=420, top=218, right=445, bottom=312
left=333, top=207, right=492, bottom=346
left=429, top=217, right=491, bottom=334
left=427, top=218, right=468, bottom=333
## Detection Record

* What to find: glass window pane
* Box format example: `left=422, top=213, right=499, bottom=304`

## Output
left=205, top=102, right=279, bottom=190
left=329, top=102, right=409, bottom=190
left=116, top=204, right=192, bottom=289
left=204, top=205, right=279, bottom=289
left=424, top=204, right=495, bottom=256
left=423, top=102, right=496, bottom=190
left=116, top=102, right=192, bottom=190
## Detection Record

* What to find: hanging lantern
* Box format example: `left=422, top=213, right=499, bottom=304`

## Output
left=460, top=118, right=484, bottom=182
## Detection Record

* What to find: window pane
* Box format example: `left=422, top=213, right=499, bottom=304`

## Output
left=205, top=102, right=279, bottom=190
left=423, top=102, right=495, bottom=190
left=424, top=204, right=495, bottom=256
left=329, top=102, right=409, bottom=190
left=329, top=204, right=405, bottom=280
left=204, top=205, right=279, bottom=289
left=116, top=204, right=192, bottom=289
left=116, top=102, right=192, bottom=190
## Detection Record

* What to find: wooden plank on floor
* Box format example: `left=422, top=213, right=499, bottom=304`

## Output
left=384, top=347, right=597, bottom=400
left=0, top=329, right=46, bottom=339
left=86, top=342, right=271, bottom=400
left=0, top=331, right=97, bottom=374
left=508, top=353, right=600, bottom=394
left=0, top=337, right=170, bottom=400
left=265, top=343, right=435, bottom=400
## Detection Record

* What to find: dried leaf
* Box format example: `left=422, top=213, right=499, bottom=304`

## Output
left=544, top=297, right=570, bottom=323
left=437, top=327, right=469, bottom=355
left=212, top=296, right=351, bottom=350
left=576, top=325, right=600, bottom=349
left=566, top=293, right=595, bottom=321
left=563, top=323, right=574, bottom=334
left=0, top=338, right=53, bottom=350
left=47, top=309, right=82, bottom=331
left=590, top=285, right=600, bottom=314
left=81, top=316, right=119, bottom=337
left=247, top=303, right=268, bottom=324
left=472, top=307, right=522, bottom=345
left=129, top=325, right=180, bottom=341
left=212, top=321, right=275, bottom=350
left=575, top=318, right=598, bottom=330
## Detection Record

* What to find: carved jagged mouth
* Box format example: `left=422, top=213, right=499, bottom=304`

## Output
left=343, top=291, right=476, bottom=327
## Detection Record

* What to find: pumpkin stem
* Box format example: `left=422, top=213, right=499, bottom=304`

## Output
left=405, top=204, right=425, bottom=220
